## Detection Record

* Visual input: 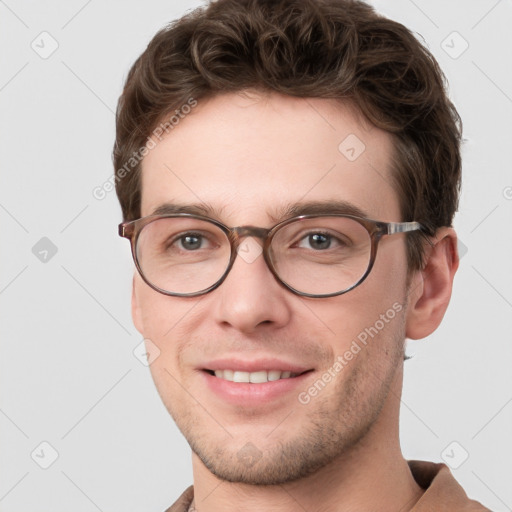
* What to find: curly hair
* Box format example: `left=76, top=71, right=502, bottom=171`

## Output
left=113, top=0, right=462, bottom=271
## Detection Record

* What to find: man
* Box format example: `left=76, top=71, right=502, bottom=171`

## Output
left=113, top=0, right=489, bottom=510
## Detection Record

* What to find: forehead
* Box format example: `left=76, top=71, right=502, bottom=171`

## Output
left=140, top=91, right=400, bottom=224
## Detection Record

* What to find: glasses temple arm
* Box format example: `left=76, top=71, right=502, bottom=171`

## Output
left=386, top=221, right=423, bottom=235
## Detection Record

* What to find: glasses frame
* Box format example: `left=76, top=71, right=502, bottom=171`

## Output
left=119, top=213, right=424, bottom=298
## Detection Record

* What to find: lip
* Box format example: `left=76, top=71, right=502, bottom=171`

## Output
left=201, top=358, right=311, bottom=374
left=199, top=358, right=314, bottom=406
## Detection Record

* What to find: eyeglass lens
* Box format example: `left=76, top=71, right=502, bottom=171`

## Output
left=135, top=216, right=372, bottom=296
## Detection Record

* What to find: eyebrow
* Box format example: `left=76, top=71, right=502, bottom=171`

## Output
left=271, top=200, right=370, bottom=222
left=151, top=202, right=219, bottom=217
left=150, top=199, right=370, bottom=224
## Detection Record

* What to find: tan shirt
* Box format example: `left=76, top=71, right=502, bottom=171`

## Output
left=165, top=460, right=491, bottom=511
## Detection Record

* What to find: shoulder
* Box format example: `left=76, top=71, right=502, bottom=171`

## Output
left=408, top=460, right=491, bottom=511
left=163, top=485, right=194, bottom=512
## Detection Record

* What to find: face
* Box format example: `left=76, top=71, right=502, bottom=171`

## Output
left=133, top=91, right=412, bottom=484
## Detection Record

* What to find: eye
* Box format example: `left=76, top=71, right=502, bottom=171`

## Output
left=179, top=234, right=203, bottom=250
left=297, top=232, right=343, bottom=250
left=170, top=232, right=210, bottom=251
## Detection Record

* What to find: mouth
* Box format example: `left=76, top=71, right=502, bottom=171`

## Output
left=203, top=368, right=312, bottom=383
left=199, top=358, right=315, bottom=405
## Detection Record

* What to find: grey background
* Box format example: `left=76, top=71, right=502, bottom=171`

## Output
left=1, top=0, right=511, bottom=510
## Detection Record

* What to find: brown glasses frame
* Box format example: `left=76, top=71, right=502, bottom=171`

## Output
left=119, top=213, right=424, bottom=298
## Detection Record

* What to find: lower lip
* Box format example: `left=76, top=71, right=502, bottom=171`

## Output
left=201, top=370, right=313, bottom=406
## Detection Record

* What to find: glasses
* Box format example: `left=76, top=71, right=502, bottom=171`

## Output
left=119, top=213, right=424, bottom=298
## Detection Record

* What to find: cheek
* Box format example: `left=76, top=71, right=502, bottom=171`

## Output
left=134, top=280, right=201, bottom=376
left=135, top=279, right=190, bottom=338
left=138, top=294, right=169, bottom=338
left=135, top=286, right=199, bottom=411
left=365, top=237, right=409, bottom=306
left=302, top=248, right=408, bottom=379
left=304, top=272, right=406, bottom=352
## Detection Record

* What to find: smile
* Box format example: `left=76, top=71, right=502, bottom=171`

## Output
left=207, top=369, right=302, bottom=383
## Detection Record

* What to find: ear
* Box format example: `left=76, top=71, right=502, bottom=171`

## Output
left=405, top=228, right=459, bottom=340
left=131, top=273, right=145, bottom=335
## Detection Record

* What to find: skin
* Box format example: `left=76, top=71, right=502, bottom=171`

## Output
left=131, top=91, right=459, bottom=511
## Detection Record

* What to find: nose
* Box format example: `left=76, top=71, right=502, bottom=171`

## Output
left=211, top=237, right=292, bottom=334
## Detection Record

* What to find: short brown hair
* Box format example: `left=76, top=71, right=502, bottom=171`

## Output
left=113, top=0, right=462, bottom=271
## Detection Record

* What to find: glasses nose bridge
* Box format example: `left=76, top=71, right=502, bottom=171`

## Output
left=231, top=225, right=271, bottom=243
left=226, top=225, right=274, bottom=282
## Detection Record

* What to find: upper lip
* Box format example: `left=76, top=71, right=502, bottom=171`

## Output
left=201, top=358, right=313, bottom=373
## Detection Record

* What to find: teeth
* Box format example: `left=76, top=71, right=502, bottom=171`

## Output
left=267, top=370, right=281, bottom=381
left=211, top=369, right=298, bottom=383
left=249, top=371, right=267, bottom=384
left=233, top=371, right=250, bottom=383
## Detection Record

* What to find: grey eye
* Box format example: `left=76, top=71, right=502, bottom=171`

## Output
left=179, top=234, right=203, bottom=250
left=307, top=233, right=331, bottom=250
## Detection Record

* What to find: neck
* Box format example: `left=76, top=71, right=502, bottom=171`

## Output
left=189, top=368, right=424, bottom=512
